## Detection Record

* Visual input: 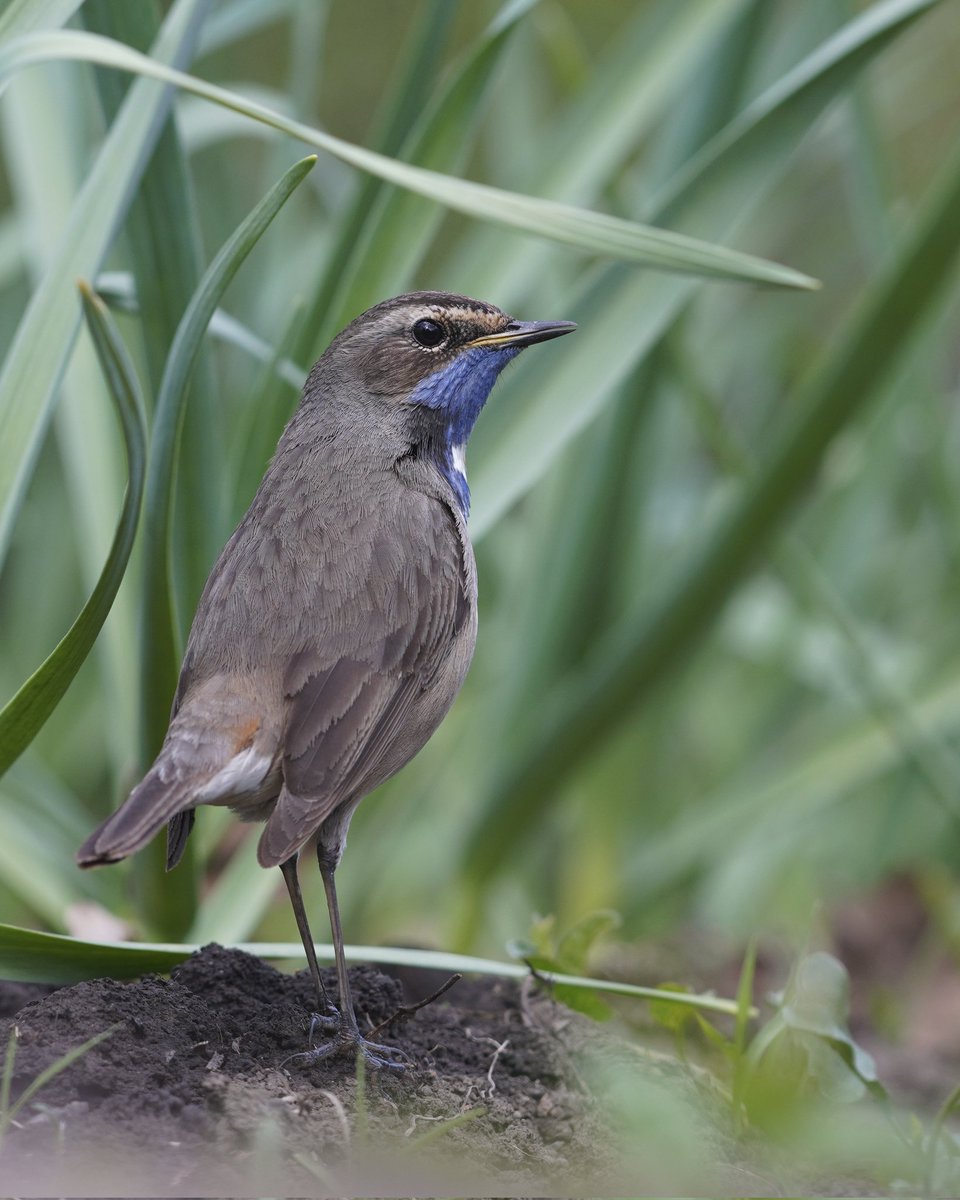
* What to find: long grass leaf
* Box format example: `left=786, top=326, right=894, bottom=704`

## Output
left=0, top=0, right=209, bottom=569
left=651, top=0, right=940, bottom=227
left=138, top=153, right=315, bottom=755
left=0, top=30, right=818, bottom=290
left=136, top=155, right=315, bottom=938
left=83, top=0, right=224, bottom=609
left=0, top=0, right=84, bottom=42
left=328, top=0, right=538, bottom=332
left=461, top=0, right=748, bottom=302
left=0, top=285, right=145, bottom=776
left=0, top=923, right=750, bottom=1016
left=291, top=0, right=455, bottom=366
left=1, top=1025, right=118, bottom=1137
left=624, top=670, right=960, bottom=903
left=463, top=126, right=960, bottom=887
left=1, top=51, right=139, bottom=768
left=468, top=0, right=940, bottom=538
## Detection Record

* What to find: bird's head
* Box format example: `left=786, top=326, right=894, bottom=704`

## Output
left=312, top=291, right=575, bottom=514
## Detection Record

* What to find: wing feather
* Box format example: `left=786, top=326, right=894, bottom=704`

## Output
left=257, top=494, right=474, bottom=865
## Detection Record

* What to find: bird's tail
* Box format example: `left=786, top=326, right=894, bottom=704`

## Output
left=76, top=764, right=196, bottom=868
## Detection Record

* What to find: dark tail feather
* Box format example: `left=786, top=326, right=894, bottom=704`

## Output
left=76, top=769, right=195, bottom=868
left=165, top=810, right=196, bottom=871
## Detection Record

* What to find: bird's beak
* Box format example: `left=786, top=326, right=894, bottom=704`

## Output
left=466, top=319, right=577, bottom=350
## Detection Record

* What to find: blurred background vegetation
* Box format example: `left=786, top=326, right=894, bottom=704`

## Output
left=0, top=0, right=959, bottom=1001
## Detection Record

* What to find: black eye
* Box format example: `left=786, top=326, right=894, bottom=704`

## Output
left=412, top=317, right=446, bottom=348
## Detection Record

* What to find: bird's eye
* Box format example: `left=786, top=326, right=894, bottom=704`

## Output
left=412, top=317, right=446, bottom=348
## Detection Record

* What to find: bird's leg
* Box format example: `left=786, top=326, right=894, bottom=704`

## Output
left=278, top=856, right=335, bottom=1028
left=313, top=847, right=408, bottom=1071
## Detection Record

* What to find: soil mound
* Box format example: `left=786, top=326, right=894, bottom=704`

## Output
left=0, top=944, right=616, bottom=1195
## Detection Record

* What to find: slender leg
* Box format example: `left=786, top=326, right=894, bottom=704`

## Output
left=279, top=855, right=331, bottom=1016
left=316, top=849, right=359, bottom=1037
left=280, top=850, right=406, bottom=1070
left=312, top=847, right=408, bottom=1070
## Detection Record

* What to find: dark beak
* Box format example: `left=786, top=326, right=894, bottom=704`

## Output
left=466, top=319, right=577, bottom=350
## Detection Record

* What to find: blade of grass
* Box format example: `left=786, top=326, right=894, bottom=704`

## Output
left=0, top=1027, right=15, bottom=1128
left=1, top=50, right=139, bottom=769
left=732, top=936, right=758, bottom=1128
left=0, top=923, right=752, bottom=1017
left=460, top=0, right=748, bottom=302
left=650, top=0, right=940, bottom=227
left=0, top=801, right=91, bottom=928
left=93, top=271, right=307, bottom=387
left=290, top=0, right=456, bottom=366
left=0, top=0, right=84, bottom=41
left=0, top=1024, right=118, bottom=1149
left=0, top=284, right=145, bottom=776
left=327, top=0, right=539, bottom=332
left=624, top=666, right=960, bottom=904
left=83, top=0, right=225, bottom=607
left=463, top=123, right=960, bottom=890
left=668, top=328, right=960, bottom=815
left=468, top=0, right=939, bottom=538
left=0, top=29, right=818, bottom=290
left=0, top=0, right=209, bottom=570
left=136, top=154, right=315, bottom=940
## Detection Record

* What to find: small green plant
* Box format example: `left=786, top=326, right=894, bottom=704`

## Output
left=0, top=1022, right=118, bottom=1154
left=739, top=950, right=886, bottom=1132
left=507, top=909, right=622, bottom=1018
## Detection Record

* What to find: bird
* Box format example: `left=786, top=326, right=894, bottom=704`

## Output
left=77, top=291, right=575, bottom=1067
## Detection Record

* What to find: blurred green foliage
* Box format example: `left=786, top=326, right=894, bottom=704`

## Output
left=0, top=0, right=958, bottom=984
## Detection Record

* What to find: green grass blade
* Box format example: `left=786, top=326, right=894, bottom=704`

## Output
left=185, top=832, right=279, bottom=945
left=2, top=1024, right=118, bottom=1135
left=136, top=155, right=315, bottom=938
left=469, top=0, right=940, bottom=539
left=651, top=0, right=940, bottom=226
left=291, top=0, right=456, bottom=365
left=138, top=152, right=316, bottom=755
left=0, top=1026, right=15, bottom=1128
left=327, top=0, right=538, bottom=331
left=0, top=923, right=750, bottom=1017
left=666, top=332, right=960, bottom=817
left=0, top=0, right=208, bottom=570
left=463, top=123, right=960, bottom=889
left=0, top=29, right=818, bottom=290
left=83, top=0, right=225, bottom=607
left=0, top=0, right=83, bottom=41
left=461, top=0, right=748, bottom=302
left=0, top=284, right=146, bottom=777
left=625, top=669, right=960, bottom=904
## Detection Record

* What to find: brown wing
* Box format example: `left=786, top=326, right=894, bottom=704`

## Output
left=256, top=501, right=473, bottom=867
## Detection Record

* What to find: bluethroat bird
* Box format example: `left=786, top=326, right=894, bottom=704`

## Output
left=78, top=293, right=575, bottom=1068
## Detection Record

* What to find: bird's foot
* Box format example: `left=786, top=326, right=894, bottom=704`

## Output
left=307, top=1010, right=341, bottom=1040
left=284, top=1007, right=409, bottom=1072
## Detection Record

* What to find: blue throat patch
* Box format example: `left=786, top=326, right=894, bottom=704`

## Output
left=407, top=345, right=520, bottom=515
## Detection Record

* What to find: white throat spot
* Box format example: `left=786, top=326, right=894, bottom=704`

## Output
left=452, top=443, right=467, bottom=477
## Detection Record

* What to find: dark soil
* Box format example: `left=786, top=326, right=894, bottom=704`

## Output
left=0, top=945, right=636, bottom=1197
left=0, top=927, right=936, bottom=1197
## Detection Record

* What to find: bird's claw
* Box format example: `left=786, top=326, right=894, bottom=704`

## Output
left=284, top=1007, right=410, bottom=1072
left=307, top=1010, right=341, bottom=1041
